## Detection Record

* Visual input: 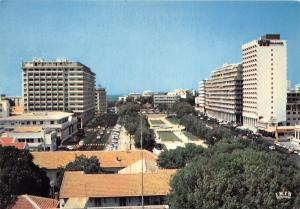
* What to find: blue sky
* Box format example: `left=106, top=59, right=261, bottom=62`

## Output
left=0, top=0, right=299, bottom=95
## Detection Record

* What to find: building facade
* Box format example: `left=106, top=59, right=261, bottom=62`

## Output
left=0, top=97, right=10, bottom=118
left=195, top=80, right=207, bottom=113
left=286, top=86, right=300, bottom=126
left=0, top=111, right=77, bottom=144
left=22, top=59, right=95, bottom=127
left=153, top=94, right=180, bottom=107
left=242, top=34, right=287, bottom=130
left=95, top=87, right=107, bottom=114
left=205, top=63, right=243, bottom=123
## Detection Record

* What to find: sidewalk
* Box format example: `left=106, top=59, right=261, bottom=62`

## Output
left=118, top=126, right=135, bottom=151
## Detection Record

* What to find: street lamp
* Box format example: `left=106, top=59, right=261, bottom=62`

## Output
left=140, top=113, right=144, bottom=209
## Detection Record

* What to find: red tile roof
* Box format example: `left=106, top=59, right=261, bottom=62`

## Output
left=0, top=137, right=15, bottom=143
left=60, top=170, right=177, bottom=199
left=8, top=195, right=59, bottom=209
left=32, top=150, right=157, bottom=169
left=0, top=142, right=26, bottom=150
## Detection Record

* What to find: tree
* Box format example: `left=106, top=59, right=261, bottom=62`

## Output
left=134, top=126, right=155, bottom=151
left=168, top=148, right=300, bottom=209
left=65, top=155, right=101, bottom=174
left=172, top=102, right=196, bottom=118
left=0, top=147, right=50, bottom=209
left=158, top=143, right=205, bottom=169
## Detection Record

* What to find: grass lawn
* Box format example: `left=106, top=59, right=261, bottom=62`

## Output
left=166, top=116, right=180, bottom=125
left=157, top=131, right=181, bottom=141
left=150, top=119, right=165, bottom=125
left=183, top=131, right=199, bottom=141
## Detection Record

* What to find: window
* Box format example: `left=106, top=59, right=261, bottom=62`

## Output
left=50, top=121, right=54, bottom=124
left=33, top=121, right=36, bottom=125
left=40, top=121, right=44, bottom=124
left=27, top=121, right=30, bottom=125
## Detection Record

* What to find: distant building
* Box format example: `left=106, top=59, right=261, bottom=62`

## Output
left=95, top=87, right=107, bottom=114
left=128, top=92, right=141, bottom=100
left=153, top=94, right=180, bottom=107
left=59, top=170, right=176, bottom=208
left=118, top=96, right=127, bottom=102
left=0, top=112, right=77, bottom=146
left=205, top=63, right=243, bottom=123
left=195, top=80, right=207, bottom=112
left=142, top=90, right=154, bottom=97
left=286, top=85, right=300, bottom=126
left=0, top=95, right=24, bottom=116
left=168, top=89, right=193, bottom=99
left=0, top=96, right=10, bottom=118
left=242, top=34, right=287, bottom=130
left=22, top=59, right=95, bottom=127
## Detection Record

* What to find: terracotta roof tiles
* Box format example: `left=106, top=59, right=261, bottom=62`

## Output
left=32, top=150, right=157, bottom=169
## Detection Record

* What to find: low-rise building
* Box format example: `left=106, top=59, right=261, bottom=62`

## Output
left=8, top=194, right=59, bottom=209
left=153, top=94, right=180, bottom=107
left=128, top=92, right=142, bottom=100
left=59, top=170, right=176, bottom=208
left=31, top=150, right=157, bottom=184
left=5, top=127, right=57, bottom=151
left=0, top=137, right=29, bottom=150
left=0, top=111, right=77, bottom=144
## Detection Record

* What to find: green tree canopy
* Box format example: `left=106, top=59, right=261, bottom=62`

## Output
left=134, top=126, right=156, bottom=151
left=172, top=102, right=196, bottom=118
left=158, top=143, right=205, bottom=169
left=65, top=155, right=101, bottom=174
left=168, top=147, right=300, bottom=209
left=0, top=147, right=50, bottom=209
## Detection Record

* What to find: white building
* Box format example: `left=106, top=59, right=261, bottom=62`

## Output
left=0, top=111, right=77, bottom=144
left=286, top=85, right=300, bottom=126
left=22, top=59, right=95, bottom=127
left=95, top=87, right=107, bottom=114
left=205, top=64, right=243, bottom=123
left=5, top=127, right=57, bottom=151
left=242, top=34, right=287, bottom=130
left=0, top=97, right=10, bottom=118
left=153, top=94, right=180, bottom=107
left=195, top=80, right=207, bottom=112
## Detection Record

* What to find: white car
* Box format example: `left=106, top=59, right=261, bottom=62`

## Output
left=269, top=146, right=276, bottom=150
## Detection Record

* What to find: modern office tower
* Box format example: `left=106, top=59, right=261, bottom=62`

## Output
left=195, top=80, right=207, bottom=113
left=205, top=64, right=243, bottom=123
left=22, top=59, right=96, bottom=128
left=242, top=34, right=287, bottom=129
left=153, top=94, right=180, bottom=107
left=95, top=87, right=107, bottom=114
left=286, top=85, right=300, bottom=126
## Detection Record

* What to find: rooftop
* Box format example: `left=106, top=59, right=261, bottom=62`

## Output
left=13, top=126, right=43, bottom=133
left=60, top=170, right=177, bottom=198
left=8, top=194, right=59, bottom=209
left=32, top=150, right=157, bottom=169
left=0, top=111, right=74, bottom=121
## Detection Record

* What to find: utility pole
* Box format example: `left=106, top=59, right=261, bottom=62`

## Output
left=140, top=113, right=144, bottom=209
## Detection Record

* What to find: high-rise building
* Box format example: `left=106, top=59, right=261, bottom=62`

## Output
left=195, top=80, right=207, bottom=113
left=205, top=64, right=243, bottom=123
left=22, top=59, right=95, bottom=127
left=95, top=87, right=107, bottom=114
left=242, top=34, right=287, bottom=129
left=286, top=85, right=300, bottom=126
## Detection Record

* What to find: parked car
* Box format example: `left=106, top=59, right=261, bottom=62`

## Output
left=269, top=145, right=276, bottom=150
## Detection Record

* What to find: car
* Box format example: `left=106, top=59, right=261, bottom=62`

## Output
left=269, top=145, right=276, bottom=150
left=67, top=145, right=76, bottom=150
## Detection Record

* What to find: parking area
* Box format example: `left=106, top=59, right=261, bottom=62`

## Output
left=105, top=124, right=121, bottom=151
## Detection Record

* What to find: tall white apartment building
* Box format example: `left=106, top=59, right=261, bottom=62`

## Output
left=195, top=80, right=207, bottom=113
left=95, top=87, right=107, bottom=114
left=242, top=34, right=287, bottom=129
left=205, top=64, right=243, bottom=123
left=22, top=59, right=96, bottom=127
